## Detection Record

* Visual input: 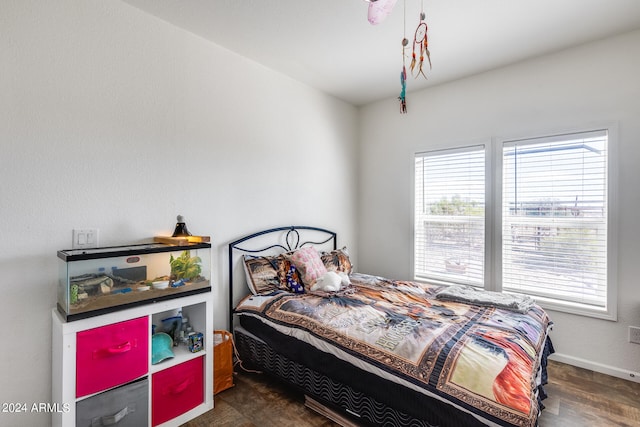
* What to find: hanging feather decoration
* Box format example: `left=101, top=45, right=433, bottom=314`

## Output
left=411, top=6, right=431, bottom=79
left=399, top=64, right=407, bottom=113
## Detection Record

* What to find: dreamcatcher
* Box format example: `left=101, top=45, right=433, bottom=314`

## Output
left=410, top=2, right=431, bottom=79
left=364, top=0, right=432, bottom=113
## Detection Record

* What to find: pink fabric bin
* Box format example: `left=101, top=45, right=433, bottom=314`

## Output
left=76, top=316, right=149, bottom=397
left=152, top=356, right=204, bottom=426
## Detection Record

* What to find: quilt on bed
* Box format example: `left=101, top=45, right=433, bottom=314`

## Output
left=235, top=273, right=553, bottom=427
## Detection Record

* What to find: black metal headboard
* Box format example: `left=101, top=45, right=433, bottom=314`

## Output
left=228, top=226, right=337, bottom=331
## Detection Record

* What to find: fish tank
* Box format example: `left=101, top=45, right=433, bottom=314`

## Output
left=57, top=242, right=211, bottom=321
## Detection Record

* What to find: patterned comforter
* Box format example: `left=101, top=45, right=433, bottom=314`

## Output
left=235, top=273, right=553, bottom=427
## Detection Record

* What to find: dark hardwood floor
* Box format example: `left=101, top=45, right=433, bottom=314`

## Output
left=538, top=361, right=640, bottom=426
left=184, top=360, right=640, bottom=426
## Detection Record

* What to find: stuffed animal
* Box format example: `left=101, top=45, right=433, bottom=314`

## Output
left=337, top=271, right=351, bottom=287
left=310, top=271, right=351, bottom=292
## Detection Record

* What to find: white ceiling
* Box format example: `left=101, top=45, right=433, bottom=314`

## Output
left=122, top=0, right=640, bottom=106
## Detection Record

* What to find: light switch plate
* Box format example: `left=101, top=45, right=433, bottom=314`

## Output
left=72, top=228, right=99, bottom=249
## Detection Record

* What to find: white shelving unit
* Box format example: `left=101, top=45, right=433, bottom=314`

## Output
left=52, top=292, right=213, bottom=427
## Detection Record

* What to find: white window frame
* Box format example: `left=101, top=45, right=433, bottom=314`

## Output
left=412, top=124, right=618, bottom=320
left=413, top=144, right=488, bottom=287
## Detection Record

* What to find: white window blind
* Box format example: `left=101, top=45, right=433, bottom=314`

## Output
left=414, top=146, right=485, bottom=286
left=502, top=130, right=608, bottom=308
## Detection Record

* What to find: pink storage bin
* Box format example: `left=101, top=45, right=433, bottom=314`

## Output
left=152, top=356, right=204, bottom=426
left=76, top=316, right=149, bottom=397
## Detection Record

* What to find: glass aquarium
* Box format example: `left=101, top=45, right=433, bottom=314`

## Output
left=57, top=242, right=211, bottom=321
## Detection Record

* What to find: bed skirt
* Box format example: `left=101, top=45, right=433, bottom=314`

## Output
left=235, top=326, right=516, bottom=426
left=234, top=325, right=553, bottom=427
left=235, top=327, right=442, bottom=426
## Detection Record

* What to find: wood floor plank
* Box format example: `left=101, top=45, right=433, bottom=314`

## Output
left=538, top=360, right=640, bottom=427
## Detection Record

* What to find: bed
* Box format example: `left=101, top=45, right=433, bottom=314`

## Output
left=228, top=226, right=554, bottom=427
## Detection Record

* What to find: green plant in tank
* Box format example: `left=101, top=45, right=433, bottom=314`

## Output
left=170, top=251, right=202, bottom=280
left=70, top=284, right=79, bottom=305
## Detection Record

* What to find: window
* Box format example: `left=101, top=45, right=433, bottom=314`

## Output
left=502, top=130, right=610, bottom=314
left=413, top=127, right=615, bottom=319
left=414, top=146, right=486, bottom=286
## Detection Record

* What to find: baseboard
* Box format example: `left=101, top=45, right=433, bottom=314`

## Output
left=550, top=352, right=640, bottom=384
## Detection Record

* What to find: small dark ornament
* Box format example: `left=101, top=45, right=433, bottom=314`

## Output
left=172, top=215, right=191, bottom=237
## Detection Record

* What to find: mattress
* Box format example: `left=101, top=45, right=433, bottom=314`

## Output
left=235, top=273, right=554, bottom=427
left=235, top=325, right=482, bottom=427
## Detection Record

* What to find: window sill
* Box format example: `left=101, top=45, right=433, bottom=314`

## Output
left=534, top=296, right=616, bottom=321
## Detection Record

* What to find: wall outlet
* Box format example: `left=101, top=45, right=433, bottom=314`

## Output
left=72, top=228, right=99, bottom=249
left=629, top=326, right=640, bottom=345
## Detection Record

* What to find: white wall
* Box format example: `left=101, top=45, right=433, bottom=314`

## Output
left=3, top=2, right=638, bottom=425
left=359, top=29, right=640, bottom=381
left=0, top=1, right=358, bottom=425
